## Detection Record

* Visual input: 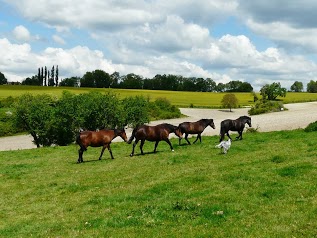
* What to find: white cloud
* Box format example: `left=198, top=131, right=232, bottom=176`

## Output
left=52, top=35, right=66, bottom=45
left=12, top=25, right=31, bottom=42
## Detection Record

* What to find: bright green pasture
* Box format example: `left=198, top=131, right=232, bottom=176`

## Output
left=1, top=85, right=317, bottom=107
left=1, top=130, right=317, bottom=237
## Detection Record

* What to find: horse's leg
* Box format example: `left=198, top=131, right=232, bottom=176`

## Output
left=226, top=132, right=233, bottom=141
left=193, top=134, right=201, bottom=144
left=185, top=133, right=191, bottom=145
left=107, top=144, right=114, bottom=159
left=99, top=146, right=107, bottom=160
left=165, top=139, right=174, bottom=151
left=219, top=132, right=225, bottom=142
left=179, top=137, right=182, bottom=145
left=154, top=141, right=159, bottom=153
left=238, top=131, right=243, bottom=140
left=140, top=139, right=145, bottom=155
left=130, top=139, right=139, bottom=157
left=78, top=148, right=84, bottom=163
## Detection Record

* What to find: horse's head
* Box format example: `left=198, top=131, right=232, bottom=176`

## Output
left=117, top=128, right=128, bottom=142
left=208, top=119, right=216, bottom=129
left=245, top=116, right=252, bottom=127
left=174, top=126, right=183, bottom=138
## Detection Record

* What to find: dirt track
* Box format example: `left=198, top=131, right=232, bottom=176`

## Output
left=0, top=102, right=316, bottom=152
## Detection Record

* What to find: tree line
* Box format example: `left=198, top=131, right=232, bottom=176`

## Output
left=1, top=68, right=317, bottom=93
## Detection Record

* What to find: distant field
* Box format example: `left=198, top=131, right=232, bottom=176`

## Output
left=1, top=85, right=317, bottom=108
left=1, top=130, right=317, bottom=237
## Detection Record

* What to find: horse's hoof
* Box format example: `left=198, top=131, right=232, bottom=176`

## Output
left=172, top=149, right=174, bottom=152
left=130, top=154, right=133, bottom=157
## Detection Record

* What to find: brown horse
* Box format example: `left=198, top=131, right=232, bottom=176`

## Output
left=178, top=119, right=215, bottom=145
left=127, top=123, right=183, bottom=157
left=76, top=128, right=128, bottom=163
left=219, top=116, right=251, bottom=142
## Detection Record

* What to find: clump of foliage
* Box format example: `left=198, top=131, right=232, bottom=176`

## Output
left=148, top=97, right=182, bottom=120
left=248, top=100, right=285, bottom=115
left=304, top=121, right=317, bottom=132
left=12, top=92, right=181, bottom=146
left=260, top=82, right=287, bottom=100
left=0, top=109, right=23, bottom=136
left=221, top=93, right=239, bottom=112
left=122, top=95, right=150, bottom=128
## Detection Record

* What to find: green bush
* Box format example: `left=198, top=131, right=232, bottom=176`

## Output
left=0, top=109, right=24, bottom=136
left=304, top=121, right=317, bottom=132
left=13, top=92, right=152, bottom=147
left=149, top=98, right=182, bottom=120
left=0, top=96, right=17, bottom=108
left=122, top=95, right=150, bottom=127
left=248, top=100, right=285, bottom=115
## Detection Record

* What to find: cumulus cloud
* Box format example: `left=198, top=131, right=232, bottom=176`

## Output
left=12, top=25, right=31, bottom=42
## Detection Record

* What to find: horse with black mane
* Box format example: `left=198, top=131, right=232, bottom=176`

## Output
left=76, top=128, right=128, bottom=163
left=219, top=116, right=251, bottom=142
left=127, top=123, right=183, bottom=157
left=178, top=119, right=215, bottom=145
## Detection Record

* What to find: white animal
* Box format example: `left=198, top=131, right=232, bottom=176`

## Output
left=215, top=139, right=231, bottom=154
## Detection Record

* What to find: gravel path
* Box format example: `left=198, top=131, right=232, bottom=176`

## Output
left=1, top=102, right=316, bottom=151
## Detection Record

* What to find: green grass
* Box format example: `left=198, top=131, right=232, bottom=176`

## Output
left=1, top=130, right=317, bottom=237
left=2, top=85, right=317, bottom=108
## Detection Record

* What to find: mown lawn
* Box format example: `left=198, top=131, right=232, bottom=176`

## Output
left=0, top=130, right=317, bottom=237
left=2, top=85, right=317, bottom=108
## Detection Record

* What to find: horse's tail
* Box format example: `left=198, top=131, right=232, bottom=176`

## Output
left=127, top=126, right=138, bottom=144
left=76, top=133, right=87, bottom=151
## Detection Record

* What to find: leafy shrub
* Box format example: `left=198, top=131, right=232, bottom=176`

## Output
left=304, top=121, right=317, bottom=132
left=248, top=100, right=285, bottom=115
left=14, top=94, right=56, bottom=147
left=122, top=95, right=150, bottom=128
left=148, top=98, right=182, bottom=120
left=0, top=109, right=24, bottom=136
left=13, top=92, right=152, bottom=146
left=0, top=96, right=17, bottom=108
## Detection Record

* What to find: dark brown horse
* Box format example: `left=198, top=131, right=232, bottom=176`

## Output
left=76, top=128, right=128, bottom=163
left=178, top=119, right=215, bottom=145
left=219, top=116, right=251, bottom=142
left=127, top=123, right=183, bottom=157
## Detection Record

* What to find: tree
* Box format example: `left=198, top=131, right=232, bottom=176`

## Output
left=290, top=81, right=303, bottom=92
left=260, top=82, right=287, bottom=100
left=120, top=73, right=143, bottom=89
left=55, top=65, right=59, bottom=86
left=48, top=66, right=55, bottom=86
left=93, top=69, right=111, bottom=88
left=44, top=66, right=47, bottom=86
left=0, top=72, right=8, bottom=85
left=307, top=80, right=317, bottom=93
left=221, top=93, right=239, bottom=112
left=22, top=76, right=40, bottom=85
left=59, top=77, right=80, bottom=87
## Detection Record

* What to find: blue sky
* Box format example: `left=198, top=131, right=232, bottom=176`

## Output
left=1, top=0, right=317, bottom=91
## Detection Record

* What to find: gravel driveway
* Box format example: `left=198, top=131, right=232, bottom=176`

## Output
left=1, top=102, right=316, bottom=151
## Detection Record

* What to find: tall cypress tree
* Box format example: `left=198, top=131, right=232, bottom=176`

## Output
left=40, top=67, right=44, bottom=86
left=44, top=66, right=47, bottom=86
left=49, top=65, right=55, bottom=86
left=55, top=65, right=59, bottom=86
left=38, top=68, right=41, bottom=85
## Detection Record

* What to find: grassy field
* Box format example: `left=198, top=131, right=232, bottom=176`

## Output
left=2, top=85, right=317, bottom=108
left=1, top=130, right=317, bottom=237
